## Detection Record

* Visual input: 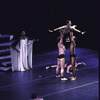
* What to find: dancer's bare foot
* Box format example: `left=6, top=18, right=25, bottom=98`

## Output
left=82, top=62, right=86, bottom=66
left=46, top=66, right=50, bottom=69
left=70, top=76, right=76, bottom=80
left=56, top=75, right=60, bottom=78
left=61, top=77, right=68, bottom=81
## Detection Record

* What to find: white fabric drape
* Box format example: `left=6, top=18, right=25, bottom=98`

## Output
left=10, top=39, right=33, bottom=71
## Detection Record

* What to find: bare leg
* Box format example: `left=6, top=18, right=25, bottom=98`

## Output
left=66, top=64, right=72, bottom=73
left=70, top=57, right=76, bottom=80
left=76, top=62, right=86, bottom=66
left=46, top=65, right=57, bottom=69
left=60, top=59, right=65, bottom=77
left=72, top=57, right=76, bottom=77
left=60, top=58, right=67, bottom=80
left=56, top=59, right=60, bottom=78
left=69, top=32, right=74, bottom=64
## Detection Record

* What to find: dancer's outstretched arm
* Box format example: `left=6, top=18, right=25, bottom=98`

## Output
left=48, top=25, right=66, bottom=32
left=70, top=25, right=86, bottom=34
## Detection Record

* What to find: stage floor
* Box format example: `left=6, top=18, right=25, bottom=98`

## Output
left=0, top=48, right=99, bottom=100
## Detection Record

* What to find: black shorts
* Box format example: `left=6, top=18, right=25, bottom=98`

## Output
left=57, top=54, right=65, bottom=59
left=70, top=54, right=76, bottom=58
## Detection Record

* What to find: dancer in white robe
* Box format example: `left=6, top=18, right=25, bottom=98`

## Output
left=10, top=31, right=34, bottom=71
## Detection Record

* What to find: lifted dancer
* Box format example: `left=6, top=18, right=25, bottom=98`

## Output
left=48, top=20, right=85, bottom=35
left=48, top=20, right=85, bottom=47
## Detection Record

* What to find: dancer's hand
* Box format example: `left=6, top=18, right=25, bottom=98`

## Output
left=48, top=29, right=53, bottom=32
left=74, top=25, right=77, bottom=28
left=81, top=31, right=86, bottom=35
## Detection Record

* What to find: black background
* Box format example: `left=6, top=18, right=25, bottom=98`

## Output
left=0, top=0, right=99, bottom=54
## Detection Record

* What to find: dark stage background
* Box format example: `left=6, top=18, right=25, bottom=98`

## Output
left=0, top=0, right=99, bottom=54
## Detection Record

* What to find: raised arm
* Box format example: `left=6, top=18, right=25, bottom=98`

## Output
left=58, top=33, right=64, bottom=46
left=48, top=25, right=66, bottom=32
left=54, top=25, right=66, bottom=31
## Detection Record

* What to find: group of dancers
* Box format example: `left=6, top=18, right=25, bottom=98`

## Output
left=48, top=20, right=86, bottom=81
left=10, top=20, right=86, bottom=81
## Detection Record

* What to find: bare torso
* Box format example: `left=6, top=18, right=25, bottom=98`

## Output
left=58, top=43, right=65, bottom=55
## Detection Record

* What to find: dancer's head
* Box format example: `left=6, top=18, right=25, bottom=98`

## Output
left=57, top=36, right=64, bottom=47
left=31, top=93, right=43, bottom=100
left=67, top=20, right=72, bottom=26
left=21, top=31, right=26, bottom=36
left=31, top=93, right=38, bottom=100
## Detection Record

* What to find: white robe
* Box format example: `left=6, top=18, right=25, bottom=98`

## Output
left=10, top=38, right=34, bottom=71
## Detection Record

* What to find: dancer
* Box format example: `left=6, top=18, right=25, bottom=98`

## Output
left=48, top=20, right=86, bottom=80
left=46, top=62, right=86, bottom=74
left=56, top=32, right=67, bottom=80
left=66, top=62, right=86, bottom=74
left=69, top=35, right=77, bottom=80
left=10, top=31, right=34, bottom=71
left=46, top=35, right=85, bottom=80
left=31, top=93, right=44, bottom=100
left=48, top=20, right=85, bottom=35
